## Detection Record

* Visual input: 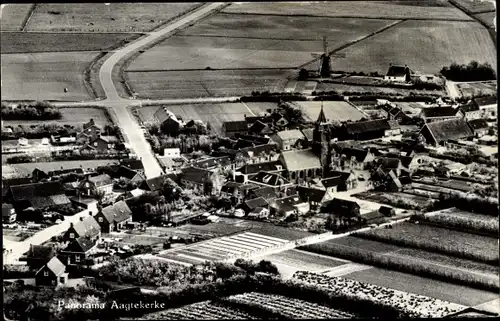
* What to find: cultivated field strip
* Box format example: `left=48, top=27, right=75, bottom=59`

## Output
left=139, top=300, right=258, bottom=320
left=225, top=292, right=355, bottom=319
left=159, top=232, right=289, bottom=264
left=292, top=271, right=466, bottom=318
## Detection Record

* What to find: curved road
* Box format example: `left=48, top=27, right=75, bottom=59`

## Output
left=96, top=2, right=226, bottom=179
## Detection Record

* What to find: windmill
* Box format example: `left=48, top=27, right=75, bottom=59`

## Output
left=311, top=36, right=346, bottom=78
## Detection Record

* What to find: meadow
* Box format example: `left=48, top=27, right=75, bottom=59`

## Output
left=0, top=32, right=141, bottom=53
left=0, top=4, right=34, bottom=31
left=24, top=3, right=201, bottom=32
left=456, top=81, right=497, bottom=97
left=295, top=101, right=366, bottom=122
left=125, top=70, right=290, bottom=99
left=1, top=52, right=100, bottom=101
left=222, top=1, right=471, bottom=20
left=344, top=267, right=499, bottom=307
left=260, top=249, right=348, bottom=272
left=313, top=82, right=446, bottom=96
left=328, top=20, right=497, bottom=74
left=3, top=107, right=111, bottom=128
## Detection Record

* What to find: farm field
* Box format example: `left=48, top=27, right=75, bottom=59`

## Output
left=2, top=159, right=119, bottom=177
left=295, top=101, right=366, bottom=122
left=356, top=222, right=499, bottom=263
left=24, top=3, right=201, bottom=32
left=222, top=1, right=471, bottom=20
left=0, top=32, right=141, bottom=54
left=3, top=107, right=111, bottom=128
left=328, top=20, right=497, bottom=74
left=314, top=82, right=446, bottom=96
left=426, top=208, right=499, bottom=231
left=178, top=13, right=395, bottom=42
left=474, top=12, right=496, bottom=29
left=456, top=81, right=497, bottom=97
left=125, top=70, right=290, bottom=99
left=139, top=300, right=258, bottom=320
left=316, top=235, right=407, bottom=254
left=259, top=249, right=348, bottom=272
left=0, top=4, right=34, bottom=31
left=137, top=102, right=271, bottom=133
left=343, top=267, right=499, bottom=307
left=452, top=0, right=496, bottom=13
left=1, top=52, right=100, bottom=101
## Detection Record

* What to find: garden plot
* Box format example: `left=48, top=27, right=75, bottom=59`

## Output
left=140, top=300, right=258, bottom=320
left=1, top=32, right=141, bottom=54
left=125, top=69, right=290, bottom=99
left=25, top=3, right=201, bottom=32
left=328, top=20, right=497, bottom=74
left=423, top=208, right=499, bottom=235
left=1, top=52, right=100, bottom=101
left=356, top=222, right=499, bottom=263
left=295, top=101, right=365, bottom=123
left=222, top=1, right=471, bottom=20
left=225, top=292, right=355, bottom=319
left=354, top=191, right=434, bottom=210
left=292, top=271, right=466, bottom=318
left=0, top=4, right=34, bottom=30
left=456, top=81, right=497, bottom=97
left=259, top=249, right=348, bottom=272
left=314, top=82, right=445, bottom=96
left=3, top=107, right=111, bottom=128
left=342, top=267, right=499, bottom=307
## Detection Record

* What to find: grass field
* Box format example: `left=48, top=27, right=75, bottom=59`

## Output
left=126, top=70, right=290, bottom=99
left=137, top=102, right=272, bottom=133
left=222, top=1, right=471, bottom=20
left=3, top=107, right=111, bottom=128
left=456, top=81, right=497, bottom=97
left=1, top=52, right=100, bottom=101
left=329, top=20, right=497, bottom=74
left=474, top=12, right=496, bottom=28
left=344, top=267, right=499, bottom=307
left=295, top=101, right=366, bottom=122
left=178, top=12, right=395, bottom=42
left=452, top=0, right=496, bottom=13
left=25, top=3, right=201, bottom=32
left=0, top=32, right=141, bottom=53
left=314, top=82, right=446, bottom=96
left=325, top=236, right=406, bottom=253
left=0, top=4, right=34, bottom=31
left=260, top=249, right=348, bottom=271
left=356, top=222, right=499, bottom=263
left=3, top=159, right=119, bottom=177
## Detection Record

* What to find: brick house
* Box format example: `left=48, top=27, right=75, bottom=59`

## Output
left=93, top=201, right=132, bottom=233
left=222, top=120, right=248, bottom=138
left=59, top=237, right=97, bottom=266
left=419, top=118, right=474, bottom=146
left=78, top=174, right=114, bottom=197
left=35, top=257, right=68, bottom=287
left=63, top=215, right=101, bottom=242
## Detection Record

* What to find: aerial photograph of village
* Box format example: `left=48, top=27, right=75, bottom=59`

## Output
left=0, top=1, right=498, bottom=320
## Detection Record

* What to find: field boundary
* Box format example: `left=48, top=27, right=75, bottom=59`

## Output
left=216, top=11, right=474, bottom=22
left=20, top=3, right=37, bottom=31
left=294, top=19, right=406, bottom=80
left=117, top=3, right=231, bottom=99
left=125, top=67, right=298, bottom=72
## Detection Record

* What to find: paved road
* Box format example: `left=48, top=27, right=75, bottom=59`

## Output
left=3, top=210, right=91, bottom=264
left=444, top=80, right=461, bottom=99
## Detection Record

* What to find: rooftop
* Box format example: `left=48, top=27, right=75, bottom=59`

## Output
left=281, top=149, right=321, bottom=171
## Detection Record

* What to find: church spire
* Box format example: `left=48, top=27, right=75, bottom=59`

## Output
left=317, top=101, right=327, bottom=124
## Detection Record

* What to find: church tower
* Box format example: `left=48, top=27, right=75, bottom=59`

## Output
left=312, top=103, right=331, bottom=177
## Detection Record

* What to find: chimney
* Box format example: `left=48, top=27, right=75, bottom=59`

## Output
left=70, top=223, right=74, bottom=228
left=79, top=217, right=84, bottom=221
left=89, top=211, right=92, bottom=216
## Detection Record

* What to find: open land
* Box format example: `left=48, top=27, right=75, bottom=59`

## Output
left=128, top=15, right=395, bottom=70
left=354, top=191, right=434, bottom=209
left=343, top=267, right=498, bottom=307
left=1, top=52, right=100, bottom=101
left=3, top=107, right=111, bottom=128
left=125, top=70, right=290, bottom=99
left=295, top=101, right=366, bottom=122
left=137, top=102, right=274, bottom=133
left=24, top=3, right=202, bottom=32
left=222, top=1, right=471, bottom=20
left=328, top=20, right=497, bottom=74
left=0, top=32, right=141, bottom=54
left=474, top=12, right=496, bottom=29
left=0, top=4, right=34, bottom=31
left=313, top=82, right=446, bottom=96
left=259, top=249, right=348, bottom=271
left=451, top=0, right=496, bottom=13
left=2, top=159, right=119, bottom=177
left=456, top=81, right=497, bottom=97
